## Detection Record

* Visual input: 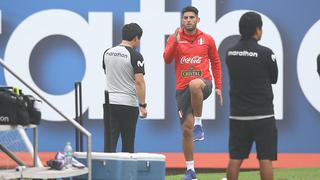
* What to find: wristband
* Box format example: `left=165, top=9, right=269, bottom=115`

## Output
left=139, top=103, right=147, bottom=108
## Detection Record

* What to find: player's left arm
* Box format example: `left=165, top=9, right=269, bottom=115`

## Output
left=267, top=50, right=278, bottom=84
left=132, top=52, right=147, bottom=118
left=208, top=35, right=223, bottom=105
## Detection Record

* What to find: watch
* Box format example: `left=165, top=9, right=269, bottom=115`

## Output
left=139, top=103, right=147, bottom=108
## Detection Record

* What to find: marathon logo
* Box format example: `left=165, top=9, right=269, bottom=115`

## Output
left=228, top=50, right=258, bottom=58
left=0, top=116, right=10, bottom=123
left=181, top=67, right=202, bottom=77
left=106, top=52, right=128, bottom=58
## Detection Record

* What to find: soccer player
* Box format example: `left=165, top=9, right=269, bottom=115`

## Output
left=225, top=12, right=278, bottom=180
left=163, top=6, right=223, bottom=180
left=103, top=23, right=147, bottom=153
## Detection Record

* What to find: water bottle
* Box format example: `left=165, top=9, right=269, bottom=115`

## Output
left=64, top=142, right=73, bottom=167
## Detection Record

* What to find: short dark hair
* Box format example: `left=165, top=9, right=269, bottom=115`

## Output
left=239, top=12, right=262, bottom=39
left=122, top=23, right=143, bottom=41
left=181, top=6, right=199, bottom=16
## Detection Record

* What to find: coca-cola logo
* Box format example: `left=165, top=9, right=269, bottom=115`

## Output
left=180, top=56, right=202, bottom=64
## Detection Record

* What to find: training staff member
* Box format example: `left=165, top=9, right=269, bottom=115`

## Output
left=103, top=23, right=147, bottom=153
left=226, top=12, right=278, bottom=180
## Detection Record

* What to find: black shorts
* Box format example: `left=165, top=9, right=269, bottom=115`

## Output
left=176, top=78, right=212, bottom=123
left=229, top=117, right=277, bottom=160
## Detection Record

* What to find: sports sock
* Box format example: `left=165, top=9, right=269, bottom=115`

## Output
left=194, top=116, right=202, bottom=126
left=186, top=160, right=195, bottom=171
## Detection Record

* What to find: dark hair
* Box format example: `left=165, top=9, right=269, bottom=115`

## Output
left=239, top=12, right=262, bottom=39
left=181, top=6, right=199, bottom=16
left=122, top=23, right=143, bottom=41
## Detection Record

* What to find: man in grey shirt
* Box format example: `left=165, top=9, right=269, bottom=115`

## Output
left=103, top=23, right=147, bottom=153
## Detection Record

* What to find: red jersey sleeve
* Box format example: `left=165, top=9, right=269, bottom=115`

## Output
left=208, top=35, right=222, bottom=90
left=163, top=35, right=178, bottom=64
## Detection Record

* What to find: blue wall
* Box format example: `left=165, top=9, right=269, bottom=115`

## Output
left=1, top=0, right=320, bottom=153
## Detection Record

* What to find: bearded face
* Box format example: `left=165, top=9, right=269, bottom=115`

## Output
left=181, top=11, right=199, bottom=33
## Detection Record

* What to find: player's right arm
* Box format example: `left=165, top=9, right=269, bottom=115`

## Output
left=102, top=48, right=110, bottom=74
left=163, top=28, right=179, bottom=64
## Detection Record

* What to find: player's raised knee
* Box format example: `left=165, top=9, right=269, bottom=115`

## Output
left=188, top=79, right=203, bottom=91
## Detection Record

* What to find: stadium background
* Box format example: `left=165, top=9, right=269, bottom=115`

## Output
left=0, top=0, right=320, bottom=156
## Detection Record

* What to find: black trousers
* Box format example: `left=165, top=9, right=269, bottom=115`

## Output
left=104, top=103, right=139, bottom=153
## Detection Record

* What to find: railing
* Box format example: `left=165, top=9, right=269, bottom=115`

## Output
left=0, top=59, right=92, bottom=180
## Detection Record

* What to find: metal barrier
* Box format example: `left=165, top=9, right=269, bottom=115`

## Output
left=0, top=59, right=92, bottom=180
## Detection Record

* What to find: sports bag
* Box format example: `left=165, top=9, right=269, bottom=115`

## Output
left=0, top=87, right=42, bottom=125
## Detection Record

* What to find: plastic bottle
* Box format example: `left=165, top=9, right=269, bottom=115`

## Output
left=64, top=142, right=73, bottom=167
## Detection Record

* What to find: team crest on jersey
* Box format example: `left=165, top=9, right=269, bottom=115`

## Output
left=181, top=67, right=202, bottom=77
left=198, top=38, right=204, bottom=45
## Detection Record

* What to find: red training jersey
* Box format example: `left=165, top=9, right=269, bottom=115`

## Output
left=163, top=28, right=222, bottom=90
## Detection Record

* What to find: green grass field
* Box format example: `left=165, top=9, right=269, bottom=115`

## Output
left=166, top=168, right=320, bottom=180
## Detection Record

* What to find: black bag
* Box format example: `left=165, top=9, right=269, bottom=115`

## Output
left=0, top=87, right=42, bottom=125
left=23, top=95, right=42, bottom=125
left=0, top=87, right=30, bottom=125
